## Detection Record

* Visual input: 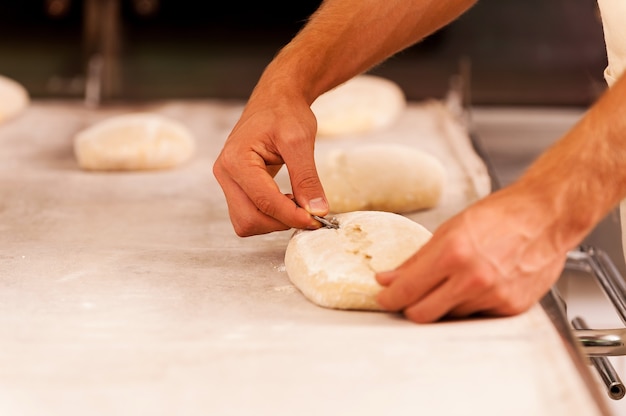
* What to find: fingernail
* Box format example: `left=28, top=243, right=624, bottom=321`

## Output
left=306, top=222, right=322, bottom=230
left=308, top=197, right=328, bottom=215
left=376, top=271, right=395, bottom=286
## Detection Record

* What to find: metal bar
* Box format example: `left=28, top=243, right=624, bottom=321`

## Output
left=597, top=248, right=626, bottom=296
left=573, top=317, right=626, bottom=400
left=540, top=290, right=614, bottom=414
left=85, top=54, right=103, bottom=108
left=575, top=328, right=626, bottom=357
left=574, top=246, right=626, bottom=326
left=83, top=0, right=122, bottom=104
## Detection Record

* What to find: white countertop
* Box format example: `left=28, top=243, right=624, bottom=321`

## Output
left=0, top=100, right=607, bottom=415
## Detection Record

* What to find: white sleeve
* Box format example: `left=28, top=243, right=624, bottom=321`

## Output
left=597, top=0, right=626, bottom=86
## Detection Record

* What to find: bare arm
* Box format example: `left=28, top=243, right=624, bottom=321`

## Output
left=376, top=73, right=626, bottom=322
left=517, top=73, right=626, bottom=242
left=213, top=0, right=477, bottom=236
left=265, top=0, right=478, bottom=103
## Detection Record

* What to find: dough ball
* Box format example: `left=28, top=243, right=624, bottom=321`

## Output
left=284, top=211, right=432, bottom=311
left=311, top=75, right=406, bottom=137
left=317, top=144, right=445, bottom=214
left=74, top=113, right=195, bottom=171
left=0, top=75, right=29, bottom=123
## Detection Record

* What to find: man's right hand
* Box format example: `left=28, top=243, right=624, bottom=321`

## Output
left=212, top=89, right=330, bottom=236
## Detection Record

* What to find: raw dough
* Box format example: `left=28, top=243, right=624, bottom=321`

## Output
left=0, top=75, right=29, bottom=124
left=317, top=144, right=445, bottom=214
left=311, top=75, right=406, bottom=137
left=74, top=113, right=195, bottom=171
left=284, top=211, right=432, bottom=311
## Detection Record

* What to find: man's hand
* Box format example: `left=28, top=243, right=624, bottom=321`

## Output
left=212, top=0, right=479, bottom=238
left=376, top=186, right=569, bottom=323
left=213, top=91, right=330, bottom=236
left=377, top=71, right=626, bottom=323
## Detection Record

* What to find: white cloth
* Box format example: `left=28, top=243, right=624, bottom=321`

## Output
left=596, top=0, right=626, bottom=263
left=597, top=0, right=626, bottom=87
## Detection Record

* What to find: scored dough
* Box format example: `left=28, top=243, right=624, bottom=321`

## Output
left=311, top=74, right=406, bottom=137
left=0, top=75, right=29, bottom=124
left=74, top=113, right=196, bottom=171
left=284, top=211, right=432, bottom=311
left=317, top=143, right=445, bottom=214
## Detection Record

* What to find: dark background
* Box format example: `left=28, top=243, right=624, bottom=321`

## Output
left=0, top=0, right=608, bottom=105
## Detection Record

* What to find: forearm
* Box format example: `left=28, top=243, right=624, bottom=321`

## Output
left=512, top=73, right=626, bottom=250
left=255, top=0, right=477, bottom=104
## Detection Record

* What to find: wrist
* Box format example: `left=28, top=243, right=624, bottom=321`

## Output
left=253, top=51, right=323, bottom=106
left=506, top=175, right=599, bottom=252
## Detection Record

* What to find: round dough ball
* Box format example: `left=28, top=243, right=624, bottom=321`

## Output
left=74, top=113, right=195, bottom=171
left=317, top=144, right=445, bottom=214
left=0, top=75, right=29, bottom=124
left=311, top=75, right=406, bottom=137
left=284, top=211, right=432, bottom=311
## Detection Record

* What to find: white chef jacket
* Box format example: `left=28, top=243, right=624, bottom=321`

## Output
left=597, top=0, right=626, bottom=87
left=596, top=0, right=626, bottom=261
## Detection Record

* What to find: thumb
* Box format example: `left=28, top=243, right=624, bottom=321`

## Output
left=288, top=160, right=329, bottom=217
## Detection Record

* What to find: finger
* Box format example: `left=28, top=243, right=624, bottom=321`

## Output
left=375, top=238, right=449, bottom=311
left=408, top=271, right=522, bottom=322
left=402, top=278, right=467, bottom=323
left=375, top=270, right=396, bottom=286
left=441, top=281, right=505, bottom=319
left=228, top=189, right=320, bottom=236
left=447, top=285, right=536, bottom=319
left=280, top=141, right=329, bottom=217
left=221, top=179, right=289, bottom=236
left=402, top=260, right=507, bottom=322
left=222, top=155, right=320, bottom=232
left=267, top=164, right=283, bottom=178
left=447, top=300, right=492, bottom=320
left=215, top=164, right=318, bottom=236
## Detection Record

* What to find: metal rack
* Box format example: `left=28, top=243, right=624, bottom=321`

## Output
left=565, top=246, right=626, bottom=400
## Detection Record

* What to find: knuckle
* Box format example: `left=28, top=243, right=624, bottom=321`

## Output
left=232, top=216, right=257, bottom=238
left=441, top=236, right=474, bottom=266
left=466, top=270, right=497, bottom=291
left=291, top=167, right=322, bottom=192
left=233, top=226, right=254, bottom=238
left=254, top=195, right=275, bottom=217
left=496, top=292, right=532, bottom=316
left=504, top=303, right=529, bottom=316
left=221, top=149, right=244, bottom=174
left=280, top=131, right=304, bottom=147
left=212, top=158, right=227, bottom=182
left=279, top=122, right=315, bottom=146
left=450, top=266, right=498, bottom=301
